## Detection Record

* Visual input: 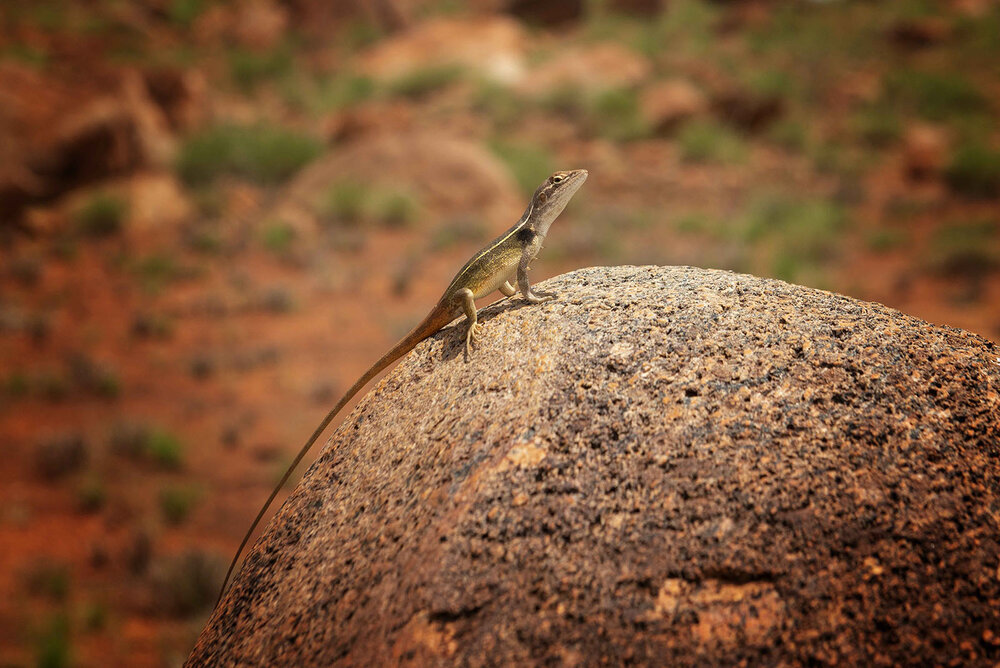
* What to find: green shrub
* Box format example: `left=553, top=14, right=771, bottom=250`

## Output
left=3, top=43, right=49, bottom=67
left=74, top=193, right=127, bottom=238
left=5, top=372, right=29, bottom=398
left=489, top=140, right=555, bottom=196
left=851, top=103, right=902, bottom=147
left=742, top=196, right=845, bottom=255
left=945, top=144, right=1000, bottom=198
left=674, top=213, right=716, bottom=236
left=866, top=229, right=907, bottom=253
left=588, top=88, right=649, bottom=141
left=80, top=601, right=108, bottom=632
left=261, top=221, right=296, bottom=253
left=767, top=118, right=809, bottom=152
left=185, top=227, right=223, bottom=254
left=146, top=429, right=184, bottom=470
left=318, top=182, right=366, bottom=225
left=535, top=85, right=649, bottom=141
left=229, top=46, right=293, bottom=91
left=176, top=124, right=323, bottom=187
left=369, top=190, right=417, bottom=228
left=387, top=65, right=463, bottom=99
left=35, top=613, right=71, bottom=668
left=472, top=81, right=521, bottom=129
left=653, top=0, right=719, bottom=55
left=885, top=70, right=989, bottom=122
left=746, top=68, right=795, bottom=98
left=26, top=562, right=70, bottom=601
left=160, top=486, right=199, bottom=525
left=110, top=421, right=185, bottom=469
left=677, top=120, right=748, bottom=164
left=736, top=195, right=847, bottom=283
left=927, top=219, right=999, bottom=280
left=133, top=253, right=180, bottom=293
left=958, top=5, right=1000, bottom=57
left=311, top=73, right=376, bottom=113
left=340, top=18, right=384, bottom=50
left=167, top=0, right=204, bottom=26
left=316, top=182, right=418, bottom=228
left=77, top=477, right=106, bottom=513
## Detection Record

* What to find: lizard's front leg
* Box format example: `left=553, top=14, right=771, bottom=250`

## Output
left=517, top=248, right=556, bottom=304
left=458, top=288, right=480, bottom=357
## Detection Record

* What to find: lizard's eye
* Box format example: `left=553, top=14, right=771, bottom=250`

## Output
left=552, top=174, right=564, bottom=184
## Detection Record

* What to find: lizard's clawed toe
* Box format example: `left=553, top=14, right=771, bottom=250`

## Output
left=526, top=292, right=556, bottom=304
left=465, top=321, right=481, bottom=357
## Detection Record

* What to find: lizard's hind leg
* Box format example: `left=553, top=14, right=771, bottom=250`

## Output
left=458, top=288, right=481, bottom=357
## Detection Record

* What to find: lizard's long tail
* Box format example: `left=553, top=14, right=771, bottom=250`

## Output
left=215, top=303, right=458, bottom=609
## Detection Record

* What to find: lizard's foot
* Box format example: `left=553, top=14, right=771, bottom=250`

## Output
left=465, top=320, right=481, bottom=357
left=525, top=290, right=556, bottom=304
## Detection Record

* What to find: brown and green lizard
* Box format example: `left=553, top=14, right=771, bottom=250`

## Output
left=216, top=169, right=588, bottom=606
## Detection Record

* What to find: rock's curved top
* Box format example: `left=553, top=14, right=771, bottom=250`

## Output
left=189, top=265, right=1000, bottom=667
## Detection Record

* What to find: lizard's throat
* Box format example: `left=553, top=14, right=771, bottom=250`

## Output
left=531, top=203, right=568, bottom=237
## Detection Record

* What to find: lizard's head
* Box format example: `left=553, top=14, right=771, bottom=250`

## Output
left=529, top=169, right=588, bottom=235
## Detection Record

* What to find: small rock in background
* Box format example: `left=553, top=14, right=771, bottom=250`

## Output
left=125, top=528, right=153, bottom=576
left=901, top=123, right=950, bottom=181
left=148, top=550, right=225, bottom=617
left=608, top=0, right=665, bottom=17
left=310, top=380, right=337, bottom=404
left=888, top=17, right=953, bottom=49
left=499, top=0, right=584, bottom=27
left=710, top=85, right=784, bottom=133
left=35, top=433, right=88, bottom=480
left=640, top=79, right=709, bottom=135
left=141, top=67, right=207, bottom=132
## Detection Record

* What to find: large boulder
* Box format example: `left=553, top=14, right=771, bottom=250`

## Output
left=189, top=265, right=1000, bottom=666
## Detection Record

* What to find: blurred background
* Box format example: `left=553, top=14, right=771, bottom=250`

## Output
left=1, top=0, right=998, bottom=665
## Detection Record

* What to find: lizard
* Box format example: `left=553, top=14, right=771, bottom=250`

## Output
left=215, top=168, right=588, bottom=608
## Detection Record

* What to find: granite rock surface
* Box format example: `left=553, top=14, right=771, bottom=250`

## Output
left=189, top=265, right=1000, bottom=667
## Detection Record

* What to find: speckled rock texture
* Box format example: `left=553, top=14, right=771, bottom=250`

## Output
left=189, top=265, right=1000, bottom=667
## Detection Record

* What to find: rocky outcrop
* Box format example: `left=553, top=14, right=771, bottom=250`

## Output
left=358, top=16, right=528, bottom=85
left=515, top=43, right=651, bottom=96
left=0, top=63, right=202, bottom=225
left=189, top=265, right=1000, bottom=666
left=280, top=131, right=522, bottom=230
